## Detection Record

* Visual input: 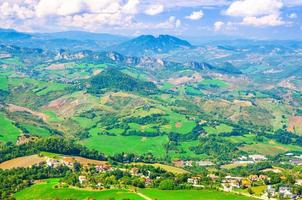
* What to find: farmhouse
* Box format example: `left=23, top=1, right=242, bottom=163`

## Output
left=62, top=157, right=75, bottom=168
left=223, top=176, right=243, bottom=189
left=295, top=179, right=302, bottom=186
left=184, top=160, right=193, bottom=167
left=78, top=176, right=87, bottom=184
left=279, top=186, right=294, bottom=199
left=46, top=158, right=61, bottom=168
left=207, top=174, right=218, bottom=181
left=266, top=185, right=276, bottom=197
left=173, top=160, right=184, bottom=168
left=196, top=160, right=215, bottom=167
left=95, top=164, right=111, bottom=172
left=248, top=155, right=267, bottom=162
left=144, top=177, right=152, bottom=185
left=290, top=159, right=302, bottom=165
left=130, top=167, right=139, bottom=176
left=187, top=177, right=200, bottom=185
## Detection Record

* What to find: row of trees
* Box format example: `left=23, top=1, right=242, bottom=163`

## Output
left=0, top=165, right=71, bottom=199
left=88, top=68, right=159, bottom=95
left=0, top=137, right=106, bottom=163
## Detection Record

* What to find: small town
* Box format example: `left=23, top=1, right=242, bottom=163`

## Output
left=22, top=151, right=300, bottom=200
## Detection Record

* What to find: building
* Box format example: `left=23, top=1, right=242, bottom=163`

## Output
left=78, top=176, right=87, bottom=184
left=173, top=160, right=184, bottom=168
left=295, top=179, right=302, bottom=186
left=266, top=185, right=276, bottom=197
left=46, top=158, right=61, bottom=168
left=279, top=187, right=293, bottom=199
left=290, top=159, right=302, bottom=165
left=95, top=164, right=111, bottom=172
left=130, top=167, right=139, bottom=176
left=187, top=177, right=200, bottom=185
left=144, top=177, right=152, bottom=185
left=233, top=160, right=254, bottom=165
left=248, top=155, right=267, bottom=162
left=224, top=176, right=243, bottom=189
left=196, top=160, right=215, bottom=167
left=207, top=174, right=218, bottom=181
left=184, top=160, right=193, bottom=167
left=62, top=157, right=75, bottom=168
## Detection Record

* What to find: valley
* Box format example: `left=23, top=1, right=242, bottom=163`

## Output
left=0, top=29, right=302, bottom=200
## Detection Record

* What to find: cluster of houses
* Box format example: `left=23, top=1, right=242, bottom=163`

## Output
left=46, top=157, right=111, bottom=172
left=286, top=154, right=302, bottom=165
left=221, top=174, right=302, bottom=199
left=172, top=160, right=215, bottom=168
left=222, top=174, right=268, bottom=191
left=172, top=155, right=268, bottom=169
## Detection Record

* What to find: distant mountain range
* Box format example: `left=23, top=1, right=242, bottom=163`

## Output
left=0, top=29, right=31, bottom=40
left=0, top=29, right=193, bottom=55
left=111, top=35, right=193, bottom=56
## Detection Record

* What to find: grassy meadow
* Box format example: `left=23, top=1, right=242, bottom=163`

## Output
left=138, top=189, right=256, bottom=200
left=81, top=132, right=169, bottom=157
left=0, top=113, right=21, bottom=143
left=14, top=179, right=143, bottom=200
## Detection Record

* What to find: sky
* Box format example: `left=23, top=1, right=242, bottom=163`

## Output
left=0, top=0, right=302, bottom=40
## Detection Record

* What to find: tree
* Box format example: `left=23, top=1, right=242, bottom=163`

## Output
left=158, top=179, right=175, bottom=190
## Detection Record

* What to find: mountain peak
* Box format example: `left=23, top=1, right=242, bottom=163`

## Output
left=112, top=34, right=192, bottom=56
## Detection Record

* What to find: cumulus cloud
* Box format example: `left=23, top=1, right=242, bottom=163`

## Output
left=225, top=0, right=286, bottom=27
left=288, top=13, right=297, bottom=19
left=149, top=0, right=230, bottom=8
left=144, top=4, right=164, bottom=15
left=242, top=14, right=285, bottom=26
left=185, top=10, right=204, bottom=20
left=0, top=0, right=142, bottom=32
left=285, top=0, right=302, bottom=7
left=225, top=0, right=283, bottom=17
left=155, top=16, right=181, bottom=29
left=214, top=21, right=224, bottom=31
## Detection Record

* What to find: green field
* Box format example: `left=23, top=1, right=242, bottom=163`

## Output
left=0, top=75, right=8, bottom=91
left=19, top=123, right=51, bottom=137
left=185, top=86, right=203, bottom=96
left=43, top=110, right=64, bottom=123
left=0, top=113, right=21, bottom=143
left=160, top=82, right=175, bottom=90
left=203, top=124, right=233, bottom=134
left=161, top=110, right=196, bottom=134
left=239, top=140, right=302, bottom=156
left=14, top=179, right=143, bottom=200
left=81, top=132, right=169, bottom=157
left=73, top=116, right=100, bottom=129
left=198, top=79, right=229, bottom=88
left=139, top=189, right=255, bottom=200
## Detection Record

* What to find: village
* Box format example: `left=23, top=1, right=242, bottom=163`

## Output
left=41, top=152, right=302, bottom=200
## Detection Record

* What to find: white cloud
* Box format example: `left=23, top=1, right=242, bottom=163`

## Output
left=242, top=14, right=285, bottom=26
left=225, top=0, right=283, bottom=17
left=144, top=4, right=164, bottom=15
left=214, top=21, right=224, bottom=31
left=288, top=13, right=298, bottom=19
left=122, top=0, right=140, bottom=14
left=0, top=2, right=35, bottom=19
left=185, top=10, right=204, bottom=20
left=225, top=0, right=286, bottom=27
left=148, top=0, right=230, bottom=8
left=154, top=16, right=181, bottom=29
left=0, top=0, right=142, bottom=32
left=284, top=0, right=302, bottom=7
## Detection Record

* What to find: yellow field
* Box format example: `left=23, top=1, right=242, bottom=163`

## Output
left=130, top=162, right=189, bottom=174
left=0, top=155, right=45, bottom=169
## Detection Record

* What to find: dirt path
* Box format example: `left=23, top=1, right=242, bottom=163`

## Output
left=136, top=192, right=152, bottom=200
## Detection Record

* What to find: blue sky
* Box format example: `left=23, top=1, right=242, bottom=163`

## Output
left=0, top=0, right=301, bottom=40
